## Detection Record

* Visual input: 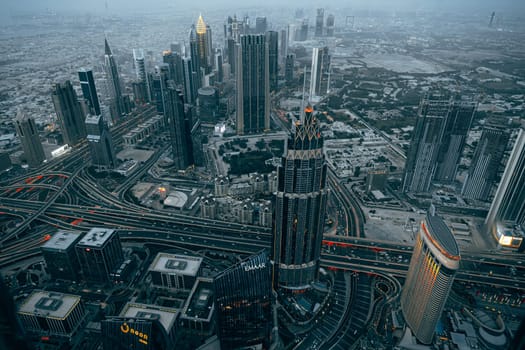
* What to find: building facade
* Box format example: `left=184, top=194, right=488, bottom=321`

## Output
left=462, top=126, right=509, bottom=200
left=165, top=84, right=193, bottom=170
left=104, top=38, right=125, bottom=119
left=401, top=211, right=460, bottom=344
left=78, top=69, right=101, bottom=115
left=214, top=251, right=272, bottom=349
left=486, top=128, right=525, bottom=229
left=236, top=34, right=270, bottom=135
left=41, top=230, right=83, bottom=281
left=14, top=112, right=45, bottom=168
left=267, top=31, right=279, bottom=92
left=315, top=8, right=325, bottom=37
left=272, top=105, right=329, bottom=290
left=52, top=80, right=87, bottom=146
left=75, top=228, right=124, bottom=283
left=85, top=114, right=117, bottom=169
left=309, top=47, right=331, bottom=98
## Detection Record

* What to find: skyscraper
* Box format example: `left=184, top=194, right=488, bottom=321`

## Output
left=132, top=49, right=151, bottom=103
left=326, top=14, right=335, bottom=36
left=214, top=251, right=272, bottom=349
left=51, top=80, right=87, bottom=146
left=104, top=38, right=125, bottom=119
left=401, top=210, right=460, bottom=344
left=266, top=31, right=279, bottom=92
left=196, top=15, right=210, bottom=73
left=163, top=50, right=185, bottom=86
left=165, top=83, right=193, bottom=170
left=14, top=112, right=45, bottom=168
left=315, top=8, right=325, bottom=36
left=434, top=100, right=476, bottom=182
left=462, top=126, right=509, bottom=200
left=182, top=57, right=197, bottom=104
left=236, top=34, right=270, bottom=135
left=85, top=114, right=117, bottom=169
left=280, top=29, right=288, bottom=62
left=41, top=230, right=83, bottom=281
left=150, top=64, right=170, bottom=117
left=285, top=54, right=295, bottom=82
left=255, top=16, right=268, bottom=34
left=78, top=69, right=101, bottom=116
left=486, top=128, right=525, bottom=229
left=309, top=46, right=331, bottom=98
left=402, top=95, right=450, bottom=193
left=272, top=105, right=329, bottom=290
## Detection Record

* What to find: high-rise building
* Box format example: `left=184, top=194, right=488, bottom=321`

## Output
left=14, top=112, right=45, bottom=168
left=226, top=38, right=237, bottom=75
left=104, top=38, right=125, bottom=119
left=182, top=57, right=197, bottom=104
left=41, top=230, right=83, bottom=281
left=315, top=8, right=325, bottom=36
left=75, top=227, right=124, bottom=283
left=165, top=83, right=193, bottom=170
left=462, top=126, right=509, bottom=200
left=401, top=210, right=460, bottom=344
left=272, top=105, right=329, bottom=290
left=85, top=114, right=117, bottom=169
left=402, top=95, right=450, bottom=193
left=148, top=253, right=203, bottom=290
left=266, top=31, right=279, bottom=92
left=196, top=15, right=210, bottom=74
left=133, top=49, right=151, bottom=103
left=434, top=100, right=476, bottom=182
left=78, top=69, right=101, bottom=115
left=285, top=54, right=295, bottom=82
left=236, top=34, right=270, bottom=135
left=309, top=46, right=331, bottom=98
left=52, top=80, right=87, bottom=146
left=280, top=29, right=288, bottom=62
left=297, top=19, right=309, bottom=41
left=150, top=64, right=170, bottom=118
left=255, top=16, right=268, bottom=34
left=214, top=50, right=224, bottom=82
left=214, top=251, right=272, bottom=349
left=189, top=24, right=203, bottom=90
left=163, top=50, right=185, bottom=87
left=326, top=14, right=335, bottom=36
left=486, top=128, right=525, bottom=229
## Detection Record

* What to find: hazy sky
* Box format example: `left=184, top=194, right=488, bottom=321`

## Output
left=2, top=0, right=525, bottom=15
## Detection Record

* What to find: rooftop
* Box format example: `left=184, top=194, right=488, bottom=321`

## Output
left=77, top=227, right=116, bottom=248
left=18, top=290, right=81, bottom=320
left=148, top=253, right=202, bottom=276
left=120, top=303, right=178, bottom=332
left=425, top=213, right=460, bottom=258
left=41, top=230, right=82, bottom=251
left=180, top=278, right=214, bottom=321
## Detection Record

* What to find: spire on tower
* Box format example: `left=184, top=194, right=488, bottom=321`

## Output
left=196, top=14, right=207, bottom=35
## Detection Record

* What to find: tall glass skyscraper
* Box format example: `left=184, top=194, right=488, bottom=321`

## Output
left=401, top=210, right=460, bottom=344
left=104, top=38, right=125, bottom=119
left=486, top=128, right=525, bottom=229
left=402, top=95, right=449, bottom=193
left=462, top=126, right=509, bottom=200
left=214, top=251, right=272, bottom=349
left=51, top=80, right=87, bottom=146
left=165, top=83, right=193, bottom=170
left=272, top=105, right=329, bottom=290
left=14, top=112, right=45, bottom=168
left=315, top=8, right=325, bottom=37
left=236, top=34, right=270, bottom=135
left=85, top=114, right=116, bottom=169
left=78, top=69, right=101, bottom=116
left=266, top=31, right=279, bottom=92
left=309, top=46, right=331, bottom=98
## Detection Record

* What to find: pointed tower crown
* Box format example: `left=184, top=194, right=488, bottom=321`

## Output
left=104, top=37, right=112, bottom=55
left=196, top=15, right=207, bottom=35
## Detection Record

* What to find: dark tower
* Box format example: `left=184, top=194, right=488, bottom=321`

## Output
left=104, top=38, right=125, bottom=119
left=434, top=100, right=476, bottom=182
left=214, top=251, right=272, bottom=349
left=315, top=8, right=325, bottom=37
left=462, top=126, right=509, bottom=200
left=272, top=105, right=329, bottom=290
left=78, top=69, right=101, bottom=116
left=402, top=95, right=449, bottom=193
left=85, top=114, right=117, bottom=169
left=14, top=112, right=45, bottom=168
left=266, top=31, right=279, bottom=92
left=51, top=80, right=87, bottom=146
left=285, top=54, right=295, bottom=82
left=236, top=34, right=270, bottom=135
left=189, top=25, right=203, bottom=91
left=326, top=14, right=335, bottom=36
left=489, top=11, right=496, bottom=27
left=165, top=83, right=193, bottom=170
